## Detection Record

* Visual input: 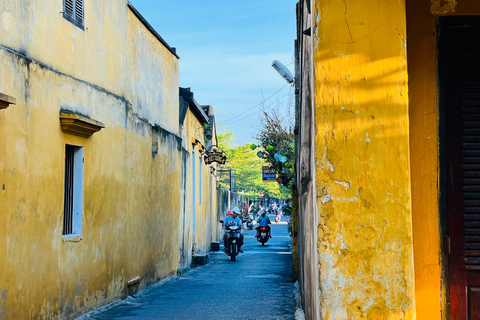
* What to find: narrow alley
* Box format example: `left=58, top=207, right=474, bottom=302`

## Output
left=77, top=218, right=297, bottom=320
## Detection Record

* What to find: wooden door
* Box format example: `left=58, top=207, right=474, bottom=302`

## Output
left=440, top=16, right=480, bottom=320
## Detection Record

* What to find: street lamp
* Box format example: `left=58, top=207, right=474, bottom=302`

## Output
left=272, top=60, right=294, bottom=84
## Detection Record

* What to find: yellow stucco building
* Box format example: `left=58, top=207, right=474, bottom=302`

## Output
left=295, top=0, right=480, bottom=319
left=0, top=1, right=218, bottom=319
left=179, top=87, right=220, bottom=264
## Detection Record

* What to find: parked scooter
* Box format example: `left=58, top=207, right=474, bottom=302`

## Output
left=256, top=225, right=270, bottom=245
left=220, top=220, right=241, bottom=261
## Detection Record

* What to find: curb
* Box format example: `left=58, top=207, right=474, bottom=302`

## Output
left=74, top=274, right=181, bottom=320
left=293, top=281, right=305, bottom=320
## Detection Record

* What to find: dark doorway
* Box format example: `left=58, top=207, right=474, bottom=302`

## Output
left=439, top=16, right=480, bottom=320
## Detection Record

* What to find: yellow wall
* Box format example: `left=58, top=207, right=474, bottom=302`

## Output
left=0, top=1, right=184, bottom=318
left=313, top=0, right=415, bottom=318
left=406, top=1, right=480, bottom=319
left=183, top=109, right=217, bottom=255
left=406, top=1, right=441, bottom=319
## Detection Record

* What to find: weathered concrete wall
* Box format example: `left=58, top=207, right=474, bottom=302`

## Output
left=215, top=188, right=242, bottom=241
left=0, top=1, right=184, bottom=319
left=295, top=1, right=321, bottom=319
left=178, top=148, right=191, bottom=267
left=296, top=0, right=480, bottom=318
left=310, top=0, right=416, bottom=318
left=217, top=188, right=231, bottom=240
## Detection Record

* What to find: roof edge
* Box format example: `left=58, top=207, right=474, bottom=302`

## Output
left=127, top=2, right=180, bottom=59
left=179, top=88, right=210, bottom=124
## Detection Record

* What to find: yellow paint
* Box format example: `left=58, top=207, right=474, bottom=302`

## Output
left=405, top=1, right=441, bottom=319
left=406, top=1, right=480, bottom=319
left=183, top=109, right=217, bottom=255
left=313, top=0, right=415, bottom=318
left=0, top=1, right=207, bottom=319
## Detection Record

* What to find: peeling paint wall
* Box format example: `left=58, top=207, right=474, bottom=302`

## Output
left=430, top=0, right=457, bottom=15
left=297, top=0, right=480, bottom=318
left=312, top=0, right=416, bottom=318
left=0, top=0, right=186, bottom=319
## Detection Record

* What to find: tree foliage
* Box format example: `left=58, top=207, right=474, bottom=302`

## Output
left=255, top=109, right=295, bottom=188
left=216, top=127, right=289, bottom=199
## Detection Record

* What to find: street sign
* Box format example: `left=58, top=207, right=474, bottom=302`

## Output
left=204, top=147, right=227, bottom=165
left=262, top=166, right=277, bottom=182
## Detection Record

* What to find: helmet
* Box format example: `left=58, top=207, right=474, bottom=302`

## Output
left=232, top=206, right=240, bottom=214
left=226, top=210, right=232, bottom=215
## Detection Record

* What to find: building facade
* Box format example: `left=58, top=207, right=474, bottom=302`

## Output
left=179, top=88, right=219, bottom=264
left=0, top=1, right=217, bottom=319
left=295, top=0, right=480, bottom=319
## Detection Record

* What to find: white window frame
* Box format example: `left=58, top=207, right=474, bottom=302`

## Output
left=63, top=145, right=84, bottom=240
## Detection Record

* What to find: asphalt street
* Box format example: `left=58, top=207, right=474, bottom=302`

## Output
left=77, top=216, right=296, bottom=320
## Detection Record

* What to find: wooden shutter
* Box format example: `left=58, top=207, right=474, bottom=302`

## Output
left=63, top=0, right=83, bottom=27
left=441, top=16, right=480, bottom=320
left=63, top=145, right=74, bottom=235
left=64, top=0, right=74, bottom=16
left=462, top=52, right=480, bottom=272
left=74, top=0, right=84, bottom=25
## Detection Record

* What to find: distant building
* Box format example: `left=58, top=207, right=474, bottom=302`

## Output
left=295, top=0, right=480, bottom=319
left=179, top=87, right=219, bottom=265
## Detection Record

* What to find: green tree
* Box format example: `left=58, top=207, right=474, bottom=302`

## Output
left=254, top=109, right=295, bottom=188
left=216, top=127, right=289, bottom=199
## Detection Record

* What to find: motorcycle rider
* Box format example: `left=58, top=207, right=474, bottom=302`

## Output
left=223, top=206, right=244, bottom=253
left=221, top=210, right=233, bottom=229
left=256, top=210, right=272, bottom=238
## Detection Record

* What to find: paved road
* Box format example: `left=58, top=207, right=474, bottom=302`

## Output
left=78, top=216, right=295, bottom=320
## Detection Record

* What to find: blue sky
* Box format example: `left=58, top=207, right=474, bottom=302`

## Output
left=128, top=0, right=296, bottom=145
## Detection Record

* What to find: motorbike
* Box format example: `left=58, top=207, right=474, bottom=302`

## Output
left=256, top=225, right=270, bottom=245
left=246, top=215, right=254, bottom=230
left=275, top=214, right=281, bottom=223
left=220, top=221, right=242, bottom=261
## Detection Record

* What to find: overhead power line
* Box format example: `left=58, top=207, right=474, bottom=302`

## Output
left=222, top=90, right=292, bottom=125
left=219, top=83, right=290, bottom=124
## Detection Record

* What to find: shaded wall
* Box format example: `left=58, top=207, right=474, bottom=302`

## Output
left=215, top=187, right=242, bottom=242
left=406, top=1, right=480, bottom=319
left=180, top=108, right=218, bottom=258
left=0, top=1, right=182, bottom=318
left=295, top=1, right=320, bottom=319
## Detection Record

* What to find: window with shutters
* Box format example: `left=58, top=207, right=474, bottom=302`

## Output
left=63, top=145, right=84, bottom=239
left=63, top=0, right=84, bottom=30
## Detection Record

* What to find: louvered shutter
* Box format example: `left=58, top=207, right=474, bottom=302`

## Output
left=442, top=16, right=480, bottom=319
left=74, top=0, right=84, bottom=25
left=63, top=0, right=83, bottom=27
left=462, top=53, right=480, bottom=271
left=65, top=0, right=74, bottom=16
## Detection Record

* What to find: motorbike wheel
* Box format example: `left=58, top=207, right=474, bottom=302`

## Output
left=230, top=244, right=237, bottom=261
